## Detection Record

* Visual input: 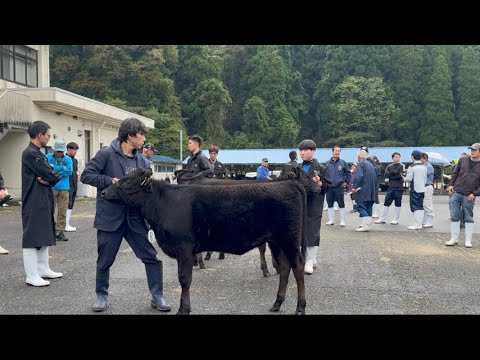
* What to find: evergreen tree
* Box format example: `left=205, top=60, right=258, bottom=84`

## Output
left=420, top=54, right=456, bottom=145
left=456, top=46, right=480, bottom=145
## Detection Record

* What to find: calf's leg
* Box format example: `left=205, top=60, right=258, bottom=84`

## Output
left=258, top=243, right=271, bottom=277
left=269, top=250, right=290, bottom=313
left=177, top=250, right=195, bottom=315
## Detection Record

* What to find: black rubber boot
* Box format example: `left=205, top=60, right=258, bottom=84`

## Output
left=218, top=252, right=225, bottom=260
left=145, top=262, right=171, bottom=312
left=92, top=269, right=109, bottom=312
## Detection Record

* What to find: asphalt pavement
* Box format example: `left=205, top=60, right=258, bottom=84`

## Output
left=1, top=194, right=479, bottom=315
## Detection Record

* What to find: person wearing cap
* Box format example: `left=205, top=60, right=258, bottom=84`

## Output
left=143, top=143, right=156, bottom=160
left=298, top=139, right=331, bottom=274
left=257, top=158, right=272, bottom=181
left=445, top=143, right=480, bottom=248
left=46, top=139, right=73, bottom=242
left=81, top=117, right=171, bottom=312
left=65, top=142, right=79, bottom=232
left=420, top=153, right=435, bottom=228
left=375, top=152, right=405, bottom=225
left=404, top=150, right=427, bottom=230
left=0, top=170, right=10, bottom=254
left=353, top=149, right=377, bottom=232
left=21, top=121, right=63, bottom=286
left=325, top=145, right=351, bottom=226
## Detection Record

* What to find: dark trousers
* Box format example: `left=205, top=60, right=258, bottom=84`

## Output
left=326, top=186, right=345, bottom=208
left=68, top=190, right=77, bottom=210
left=96, top=218, right=159, bottom=271
left=409, top=191, right=424, bottom=212
left=306, top=192, right=325, bottom=247
left=384, top=189, right=403, bottom=207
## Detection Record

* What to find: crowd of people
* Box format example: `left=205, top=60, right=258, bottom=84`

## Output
left=2, top=116, right=480, bottom=312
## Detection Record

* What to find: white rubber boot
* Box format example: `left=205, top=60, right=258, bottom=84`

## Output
left=372, top=203, right=379, bottom=218
left=390, top=207, right=401, bottom=225
left=465, top=222, right=473, bottom=248
left=23, top=248, right=50, bottom=287
left=37, top=246, right=63, bottom=279
left=339, top=208, right=346, bottom=226
left=65, top=209, right=77, bottom=232
left=356, top=217, right=372, bottom=232
left=422, top=215, right=434, bottom=228
left=408, top=210, right=424, bottom=230
left=304, top=246, right=315, bottom=274
left=445, top=222, right=460, bottom=246
left=375, top=206, right=389, bottom=224
left=326, top=208, right=335, bottom=225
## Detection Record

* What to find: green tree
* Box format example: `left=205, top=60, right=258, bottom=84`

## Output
left=330, top=76, right=398, bottom=147
left=420, top=55, right=456, bottom=145
left=456, top=46, right=480, bottom=145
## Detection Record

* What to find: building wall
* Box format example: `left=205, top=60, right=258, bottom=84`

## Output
left=0, top=130, right=30, bottom=198
left=0, top=45, right=49, bottom=89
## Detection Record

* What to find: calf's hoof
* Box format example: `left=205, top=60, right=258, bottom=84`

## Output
left=262, top=270, right=271, bottom=277
left=199, top=263, right=207, bottom=269
left=204, top=252, right=211, bottom=260
left=269, top=305, right=280, bottom=312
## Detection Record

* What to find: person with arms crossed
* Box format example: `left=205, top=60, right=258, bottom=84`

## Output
left=21, top=121, right=63, bottom=286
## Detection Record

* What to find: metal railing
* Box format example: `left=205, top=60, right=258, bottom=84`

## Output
left=0, top=90, right=32, bottom=123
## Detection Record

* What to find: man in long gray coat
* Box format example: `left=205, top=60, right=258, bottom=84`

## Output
left=22, top=121, right=63, bottom=287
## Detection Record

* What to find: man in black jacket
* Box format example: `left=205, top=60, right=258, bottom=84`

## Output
left=65, top=142, right=79, bottom=232
left=298, top=139, right=331, bottom=275
left=21, top=121, right=63, bottom=286
left=81, top=117, right=171, bottom=313
left=375, top=152, right=405, bottom=225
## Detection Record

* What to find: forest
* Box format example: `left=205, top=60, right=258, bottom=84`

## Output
left=50, top=45, right=480, bottom=158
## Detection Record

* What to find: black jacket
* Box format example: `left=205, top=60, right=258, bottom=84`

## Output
left=21, top=142, right=62, bottom=248
left=186, top=151, right=210, bottom=174
left=67, top=154, right=78, bottom=193
left=80, top=140, right=149, bottom=232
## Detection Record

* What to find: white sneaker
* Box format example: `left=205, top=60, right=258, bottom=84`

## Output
left=65, top=224, right=77, bottom=232
left=390, top=219, right=399, bottom=225
left=326, top=220, right=335, bottom=225
left=340, top=220, right=346, bottom=226
left=372, top=213, right=379, bottom=218
left=374, top=219, right=385, bottom=224
left=422, top=223, right=433, bottom=228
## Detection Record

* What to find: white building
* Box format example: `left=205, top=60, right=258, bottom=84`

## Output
left=0, top=45, right=155, bottom=199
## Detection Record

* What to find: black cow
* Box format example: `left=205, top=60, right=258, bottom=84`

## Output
left=174, top=167, right=316, bottom=277
left=102, top=168, right=307, bottom=315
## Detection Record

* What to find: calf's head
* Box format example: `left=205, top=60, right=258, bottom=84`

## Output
left=102, top=168, right=153, bottom=207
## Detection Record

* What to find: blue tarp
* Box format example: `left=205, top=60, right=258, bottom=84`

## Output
left=182, top=146, right=469, bottom=166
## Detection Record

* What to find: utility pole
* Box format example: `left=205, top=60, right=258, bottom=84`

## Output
left=179, top=129, right=183, bottom=161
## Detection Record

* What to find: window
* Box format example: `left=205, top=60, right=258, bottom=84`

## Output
left=154, top=165, right=175, bottom=173
left=0, top=45, right=38, bottom=87
left=84, top=130, right=91, bottom=163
